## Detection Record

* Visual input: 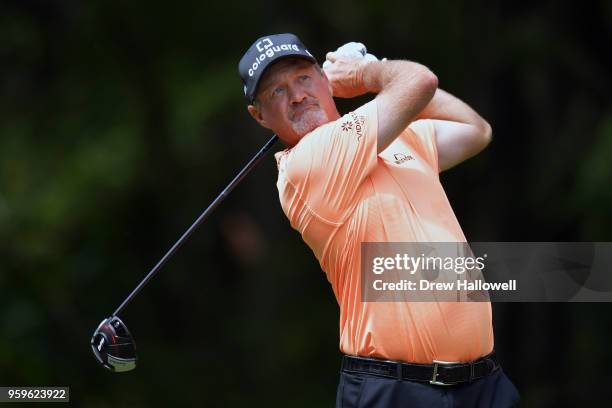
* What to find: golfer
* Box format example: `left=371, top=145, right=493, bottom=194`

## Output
left=239, top=33, right=519, bottom=407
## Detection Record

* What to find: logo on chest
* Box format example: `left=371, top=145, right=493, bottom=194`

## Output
left=393, top=153, right=414, bottom=165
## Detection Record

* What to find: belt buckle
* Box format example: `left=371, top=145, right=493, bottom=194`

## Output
left=430, top=359, right=458, bottom=386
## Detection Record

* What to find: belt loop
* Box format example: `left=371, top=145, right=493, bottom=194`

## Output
left=396, top=362, right=403, bottom=379
left=487, top=356, right=498, bottom=373
left=469, top=361, right=475, bottom=382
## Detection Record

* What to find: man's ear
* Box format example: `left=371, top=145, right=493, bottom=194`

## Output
left=247, top=104, right=271, bottom=130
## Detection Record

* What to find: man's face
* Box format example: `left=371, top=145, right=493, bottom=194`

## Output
left=248, top=58, right=339, bottom=146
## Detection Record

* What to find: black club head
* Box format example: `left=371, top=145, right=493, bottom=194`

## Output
left=91, top=316, right=137, bottom=372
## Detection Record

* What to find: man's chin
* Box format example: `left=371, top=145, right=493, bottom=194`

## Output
left=291, top=109, right=329, bottom=137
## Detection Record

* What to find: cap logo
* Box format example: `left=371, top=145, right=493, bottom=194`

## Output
left=256, top=38, right=273, bottom=52
left=248, top=43, right=302, bottom=77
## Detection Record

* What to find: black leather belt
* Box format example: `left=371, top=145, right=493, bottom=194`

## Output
left=342, top=351, right=499, bottom=386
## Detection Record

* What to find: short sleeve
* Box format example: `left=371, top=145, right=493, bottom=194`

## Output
left=282, top=100, right=378, bottom=224
left=402, top=119, right=439, bottom=173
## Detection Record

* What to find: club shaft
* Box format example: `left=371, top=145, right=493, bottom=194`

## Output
left=112, top=134, right=278, bottom=317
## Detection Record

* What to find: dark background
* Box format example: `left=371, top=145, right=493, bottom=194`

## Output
left=1, top=0, right=611, bottom=406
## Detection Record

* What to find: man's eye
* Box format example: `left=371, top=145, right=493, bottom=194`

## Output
left=299, top=75, right=310, bottom=82
left=272, top=86, right=285, bottom=97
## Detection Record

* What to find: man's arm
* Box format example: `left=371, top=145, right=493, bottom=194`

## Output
left=324, top=55, right=438, bottom=153
left=416, top=89, right=492, bottom=172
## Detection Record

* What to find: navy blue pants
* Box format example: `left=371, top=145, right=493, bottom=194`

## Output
left=336, top=367, right=520, bottom=407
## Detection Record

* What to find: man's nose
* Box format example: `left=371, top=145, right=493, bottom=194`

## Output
left=288, top=84, right=307, bottom=104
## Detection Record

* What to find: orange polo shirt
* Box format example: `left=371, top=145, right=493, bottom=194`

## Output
left=274, top=100, right=493, bottom=364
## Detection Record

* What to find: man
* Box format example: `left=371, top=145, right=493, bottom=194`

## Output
left=239, top=33, right=519, bottom=407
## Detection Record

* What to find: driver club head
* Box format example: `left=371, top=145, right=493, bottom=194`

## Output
left=91, top=316, right=137, bottom=372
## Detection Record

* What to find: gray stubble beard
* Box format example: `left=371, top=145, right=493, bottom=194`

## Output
left=291, top=107, right=329, bottom=136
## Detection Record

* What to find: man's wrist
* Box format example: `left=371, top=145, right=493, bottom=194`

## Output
left=359, top=60, right=385, bottom=94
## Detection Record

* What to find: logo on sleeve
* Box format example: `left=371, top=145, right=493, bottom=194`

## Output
left=342, top=112, right=365, bottom=141
left=393, top=153, right=414, bottom=164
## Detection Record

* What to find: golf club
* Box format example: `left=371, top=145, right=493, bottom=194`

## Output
left=91, top=134, right=278, bottom=372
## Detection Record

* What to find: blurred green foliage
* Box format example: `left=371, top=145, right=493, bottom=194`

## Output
left=1, top=0, right=611, bottom=406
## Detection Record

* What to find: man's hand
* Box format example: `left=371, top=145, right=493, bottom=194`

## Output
left=322, top=42, right=381, bottom=68
left=323, top=52, right=373, bottom=98
left=322, top=42, right=382, bottom=98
